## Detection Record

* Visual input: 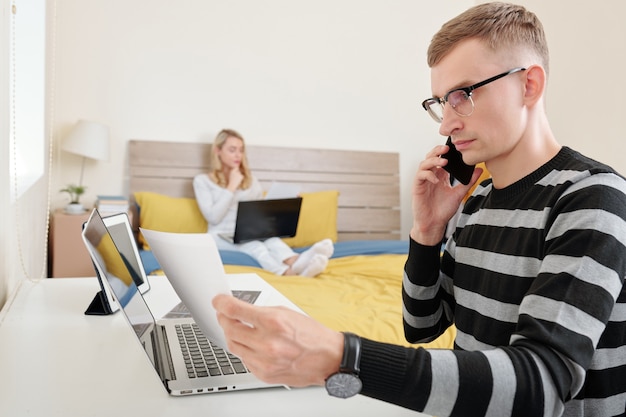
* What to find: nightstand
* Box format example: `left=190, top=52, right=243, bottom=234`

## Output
left=48, top=209, right=94, bottom=278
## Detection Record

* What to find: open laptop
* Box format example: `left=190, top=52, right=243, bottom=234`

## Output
left=81, top=209, right=286, bottom=396
left=219, top=197, right=302, bottom=244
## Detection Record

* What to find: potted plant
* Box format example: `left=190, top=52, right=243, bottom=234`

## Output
left=60, top=184, right=87, bottom=214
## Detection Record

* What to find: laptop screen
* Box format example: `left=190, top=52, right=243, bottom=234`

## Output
left=233, top=197, right=302, bottom=243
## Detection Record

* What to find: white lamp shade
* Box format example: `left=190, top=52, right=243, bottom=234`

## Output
left=62, top=120, right=110, bottom=162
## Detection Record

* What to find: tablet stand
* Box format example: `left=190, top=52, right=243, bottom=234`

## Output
left=84, top=266, right=116, bottom=316
left=84, top=290, right=115, bottom=315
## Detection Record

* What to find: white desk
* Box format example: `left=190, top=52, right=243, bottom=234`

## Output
left=0, top=275, right=428, bottom=417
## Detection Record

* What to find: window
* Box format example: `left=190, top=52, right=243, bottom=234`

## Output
left=9, top=0, right=46, bottom=199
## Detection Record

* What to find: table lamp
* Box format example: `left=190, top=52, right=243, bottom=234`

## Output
left=61, top=120, right=110, bottom=214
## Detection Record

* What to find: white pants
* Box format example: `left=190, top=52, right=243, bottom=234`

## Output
left=213, top=234, right=295, bottom=275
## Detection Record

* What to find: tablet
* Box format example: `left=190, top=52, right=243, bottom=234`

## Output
left=102, top=212, right=151, bottom=295
left=81, top=210, right=151, bottom=315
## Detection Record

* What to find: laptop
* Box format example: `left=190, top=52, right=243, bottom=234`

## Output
left=219, top=197, right=303, bottom=244
left=81, top=209, right=287, bottom=396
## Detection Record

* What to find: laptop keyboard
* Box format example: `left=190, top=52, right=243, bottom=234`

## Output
left=175, top=323, right=249, bottom=378
left=164, top=291, right=261, bottom=319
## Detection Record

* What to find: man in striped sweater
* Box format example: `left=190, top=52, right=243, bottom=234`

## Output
left=404, top=3, right=626, bottom=415
left=213, top=3, right=626, bottom=416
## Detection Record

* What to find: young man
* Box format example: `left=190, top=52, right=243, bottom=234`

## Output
left=213, top=3, right=626, bottom=416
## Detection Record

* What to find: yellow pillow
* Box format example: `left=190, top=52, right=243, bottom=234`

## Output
left=96, top=233, right=133, bottom=286
left=282, top=190, right=339, bottom=248
left=134, top=191, right=208, bottom=250
left=463, top=162, right=491, bottom=202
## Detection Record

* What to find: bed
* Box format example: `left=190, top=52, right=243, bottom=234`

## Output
left=127, top=139, right=455, bottom=349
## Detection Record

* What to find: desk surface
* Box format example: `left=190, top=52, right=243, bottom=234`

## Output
left=0, top=275, right=428, bottom=417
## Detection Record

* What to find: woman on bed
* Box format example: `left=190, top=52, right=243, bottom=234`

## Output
left=193, top=128, right=333, bottom=277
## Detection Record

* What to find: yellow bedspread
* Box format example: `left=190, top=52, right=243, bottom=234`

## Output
left=224, top=254, right=455, bottom=349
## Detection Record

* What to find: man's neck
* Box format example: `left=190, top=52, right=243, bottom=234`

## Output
left=487, top=125, right=560, bottom=189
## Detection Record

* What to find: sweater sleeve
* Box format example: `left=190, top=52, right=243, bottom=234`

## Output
left=402, top=239, right=455, bottom=343
left=360, top=172, right=626, bottom=417
left=192, top=174, right=236, bottom=226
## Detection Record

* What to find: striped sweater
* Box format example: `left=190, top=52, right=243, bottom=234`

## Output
left=359, top=147, right=626, bottom=417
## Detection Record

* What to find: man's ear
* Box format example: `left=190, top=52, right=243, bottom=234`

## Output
left=522, top=65, right=546, bottom=107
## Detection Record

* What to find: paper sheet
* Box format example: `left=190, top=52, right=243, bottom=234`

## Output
left=264, top=182, right=301, bottom=200
left=140, top=229, right=231, bottom=348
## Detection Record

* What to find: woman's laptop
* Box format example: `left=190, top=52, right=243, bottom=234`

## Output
left=219, top=197, right=302, bottom=244
left=81, top=209, right=289, bottom=396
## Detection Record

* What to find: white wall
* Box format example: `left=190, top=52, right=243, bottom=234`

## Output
left=514, top=0, right=626, bottom=169
left=50, top=0, right=626, bottom=241
left=50, top=0, right=471, bottom=237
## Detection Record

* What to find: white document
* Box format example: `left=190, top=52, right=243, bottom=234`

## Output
left=140, top=229, right=231, bottom=348
left=264, top=182, right=301, bottom=200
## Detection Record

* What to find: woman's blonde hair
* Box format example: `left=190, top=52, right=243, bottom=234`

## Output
left=209, top=128, right=254, bottom=190
left=428, top=2, right=549, bottom=76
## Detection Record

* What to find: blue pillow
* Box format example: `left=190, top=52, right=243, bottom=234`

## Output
left=218, top=250, right=262, bottom=267
left=139, top=240, right=407, bottom=275
left=139, top=250, right=162, bottom=275
left=294, top=240, right=408, bottom=258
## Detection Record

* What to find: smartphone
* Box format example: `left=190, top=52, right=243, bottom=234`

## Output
left=441, top=136, right=475, bottom=185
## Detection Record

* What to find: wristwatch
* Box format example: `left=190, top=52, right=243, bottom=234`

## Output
left=325, top=332, right=362, bottom=398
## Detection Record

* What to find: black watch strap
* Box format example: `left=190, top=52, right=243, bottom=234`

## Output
left=340, top=332, right=361, bottom=374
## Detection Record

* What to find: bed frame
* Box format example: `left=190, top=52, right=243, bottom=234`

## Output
left=128, top=140, right=401, bottom=241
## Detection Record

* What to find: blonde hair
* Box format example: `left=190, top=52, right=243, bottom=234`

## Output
left=209, top=128, right=254, bottom=190
left=428, top=2, right=549, bottom=76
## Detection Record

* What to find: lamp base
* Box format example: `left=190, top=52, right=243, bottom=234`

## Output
left=64, top=203, right=85, bottom=215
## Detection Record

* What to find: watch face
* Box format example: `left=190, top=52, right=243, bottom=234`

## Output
left=325, top=373, right=362, bottom=399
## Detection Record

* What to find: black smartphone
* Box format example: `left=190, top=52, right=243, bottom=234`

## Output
left=442, top=136, right=475, bottom=185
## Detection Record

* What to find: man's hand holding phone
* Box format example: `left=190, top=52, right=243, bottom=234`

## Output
left=441, top=136, right=475, bottom=185
left=410, top=137, right=482, bottom=245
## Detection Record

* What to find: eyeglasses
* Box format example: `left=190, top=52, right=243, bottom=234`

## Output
left=421, top=67, right=526, bottom=123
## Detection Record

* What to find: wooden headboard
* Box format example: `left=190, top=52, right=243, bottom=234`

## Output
left=128, top=140, right=401, bottom=241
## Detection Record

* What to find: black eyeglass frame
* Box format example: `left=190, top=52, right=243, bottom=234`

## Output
left=421, top=67, right=527, bottom=123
